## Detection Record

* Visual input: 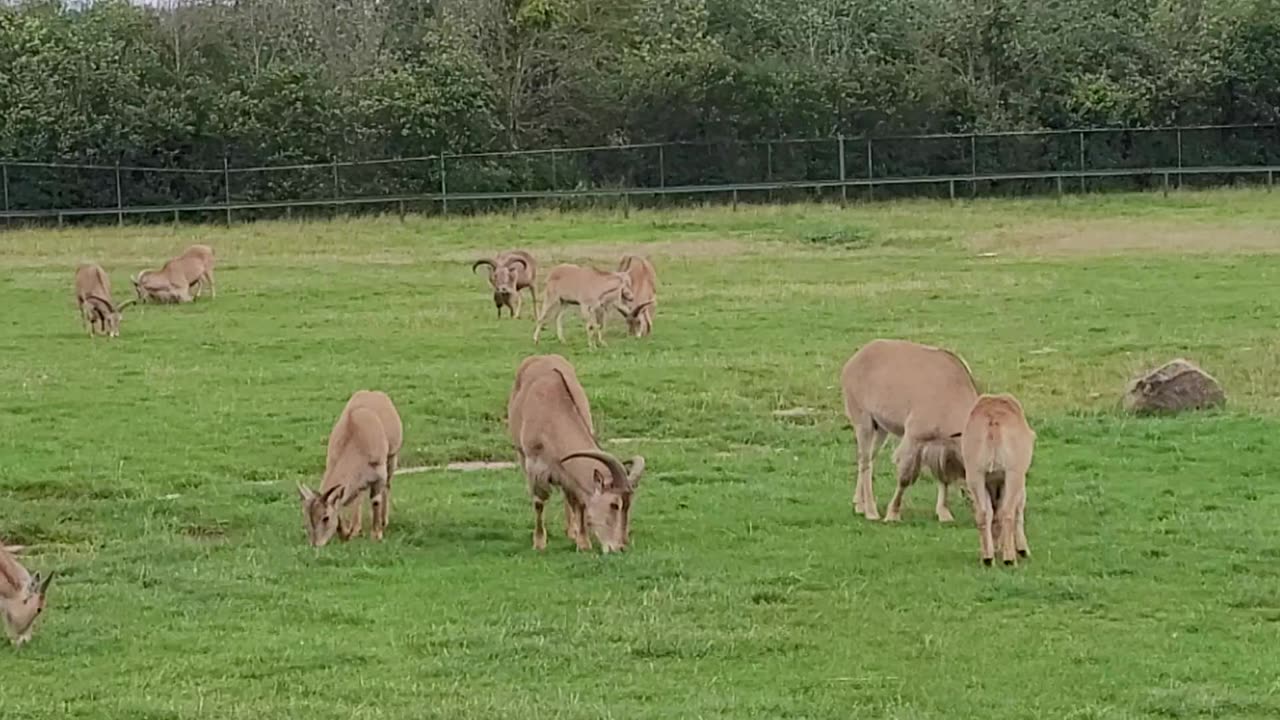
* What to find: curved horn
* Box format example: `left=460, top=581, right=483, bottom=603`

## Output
left=560, top=450, right=630, bottom=490
left=629, top=300, right=655, bottom=319
left=37, top=570, right=54, bottom=594
left=506, top=257, right=528, bottom=272
left=623, top=455, right=645, bottom=484
left=86, top=295, right=117, bottom=313
left=116, top=298, right=137, bottom=311
left=471, top=259, right=496, bottom=274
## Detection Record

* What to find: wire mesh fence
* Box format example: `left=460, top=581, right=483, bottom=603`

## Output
left=2, top=124, right=1278, bottom=227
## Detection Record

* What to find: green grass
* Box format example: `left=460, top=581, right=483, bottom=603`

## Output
left=3, top=189, right=1280, bottom=719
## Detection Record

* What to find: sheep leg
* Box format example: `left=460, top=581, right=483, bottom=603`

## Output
left=532, top=298, right=556, bottom=343
left=532, top=497, right=548, bottom=551
left=1014, top=484, right=1029, bottom=558
left=999, top=478, right=1025, bottom=565
left=511, top=291, right=523, bottom=319
left=526, top=284, right=539, bottom=321
left=554, top=305, right=570, bottom=343
left=853, top=423, right=886, bottom=520
left=573, top=500, right=591, bottom=551
left=338, top=494, right=363, bottom=540
left=967, top=472, right=995, bottom=565
left=368, top=481, right=386, bottom=538
left=563, top=496, right=579, bottom=540
left=884, top=439, right=921, bottom=522
left=935, top=482, right=955, bottom=523
left=206, top=269, right=216, bottom=299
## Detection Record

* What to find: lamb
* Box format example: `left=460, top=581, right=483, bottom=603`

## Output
left=74, top=262, right=134, bottom=337
left=472, top=250, right=537, bottom=318
left=296, top=390, right=403, bottom=547
left=508, top=353, right=645, bottom=553
left=615, top=254, right=657, bottom=337
left=840, top=338, right=979, bottom=522
left=132, top=243, right=216, bottom=304
left=0, top=543, right=54, bottom=647
left=960, top=394, right=1036, bottom=566
left=532, top=263, right=634, bottom=349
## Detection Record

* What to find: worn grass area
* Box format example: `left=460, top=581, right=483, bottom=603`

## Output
left=2, top=189, right=1280, bottom=719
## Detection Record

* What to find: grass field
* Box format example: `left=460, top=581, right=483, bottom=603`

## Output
left=3, top=189, right=1280, bottom=719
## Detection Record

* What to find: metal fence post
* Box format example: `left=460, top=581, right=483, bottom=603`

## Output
left=223, top=157, right=232, bottom=226
left=766, top=141, right=774, bottom=202
left=115, top=162, right=124, bottom=226
left=838, top=135, right=847, bottom=205
left=331, top=158, right=340, bottom=207
left=550, top=149, right=558, bottom=190
left=866, top=137, right=874, bottom=201
left=1078, top=131, right=1086, bottom=193
left=2, top=163, right=10, bottom=227
left=1176, top=127, right=1184, bottom=190
left=439, top=154, right=448, bottom=215
left=970, top=134, right=978, bottom=197
left=658, top=144, right=666, bottom=189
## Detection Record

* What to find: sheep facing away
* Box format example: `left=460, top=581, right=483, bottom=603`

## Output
left=508, top=354, right=645, bottom=553
left=958, top=393, right=1036, bottom=566
left=297, top=390, right=404, bottom=547
left=841, top=338, right=979, bottom=522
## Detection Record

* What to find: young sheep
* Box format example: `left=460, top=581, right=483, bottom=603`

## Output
left=959, top=394, right=1036, bottom=566
left=472, top=250, right=538, bottom=318
left=615, top=254, right=657, bottom=337
left=841, top=338, right=979, bottom=522
left=0, top=543, right=54, bottom=647
left=508, top=354, right=645, bottom=553
left=74, top=263, right=134, bottom=338
left=297, top=390, right=403, bottom=547
left=532, top=263, right=634, bottom=349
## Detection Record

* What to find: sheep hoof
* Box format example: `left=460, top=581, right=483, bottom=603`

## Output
left=982, top=558, right=992, bottom=567
left=1003, top=559, right=1014, bottom=566
left=1018, top=549, right=1029, bottom=558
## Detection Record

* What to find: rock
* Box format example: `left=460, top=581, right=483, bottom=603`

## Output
left=1123, top=359, right=1225, bottom=414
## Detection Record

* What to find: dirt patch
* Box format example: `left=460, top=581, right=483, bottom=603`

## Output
left=971, top=219, right=1280, bottom=255
left=398, top=461, right=517, bottom=476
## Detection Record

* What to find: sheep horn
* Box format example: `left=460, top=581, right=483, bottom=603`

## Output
left=630, top=301, right=655, bottom=319
left=471, top=259, right=496, bottom=273
left=560, top=450, right=631, bottom=490
left=506, top=257, right=528, bottom=272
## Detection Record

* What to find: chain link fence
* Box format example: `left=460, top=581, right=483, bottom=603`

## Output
left=2, top=124, right=1278, bottom=226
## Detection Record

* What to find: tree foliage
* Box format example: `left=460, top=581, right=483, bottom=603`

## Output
left=1, top=0, right=1278, bottom=208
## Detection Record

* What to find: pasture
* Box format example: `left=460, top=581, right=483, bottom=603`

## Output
left=3, top=190, right=1280, bottom=719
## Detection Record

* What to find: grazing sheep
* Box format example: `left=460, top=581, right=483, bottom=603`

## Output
left=297, top=390, right=403, bottom=547
left=472, top=250, right=537, bottom=318
left=74, top=263, right=134, bottom=337
left=616, top=254, right=657, bottom=337
left=508, top=354, right=645, bottom=552
left=0, top=543, right=54, bottom=647
left=532, top=263, right=634, bottom=349
left=133, top=244, right=216, bottom=304
left=960, top=394, right=1036, bottom=566
left=841, top=338, right=979, bottom=522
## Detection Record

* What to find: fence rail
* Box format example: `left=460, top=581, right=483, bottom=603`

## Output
left=2, top=124, right=1278, bottom=226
